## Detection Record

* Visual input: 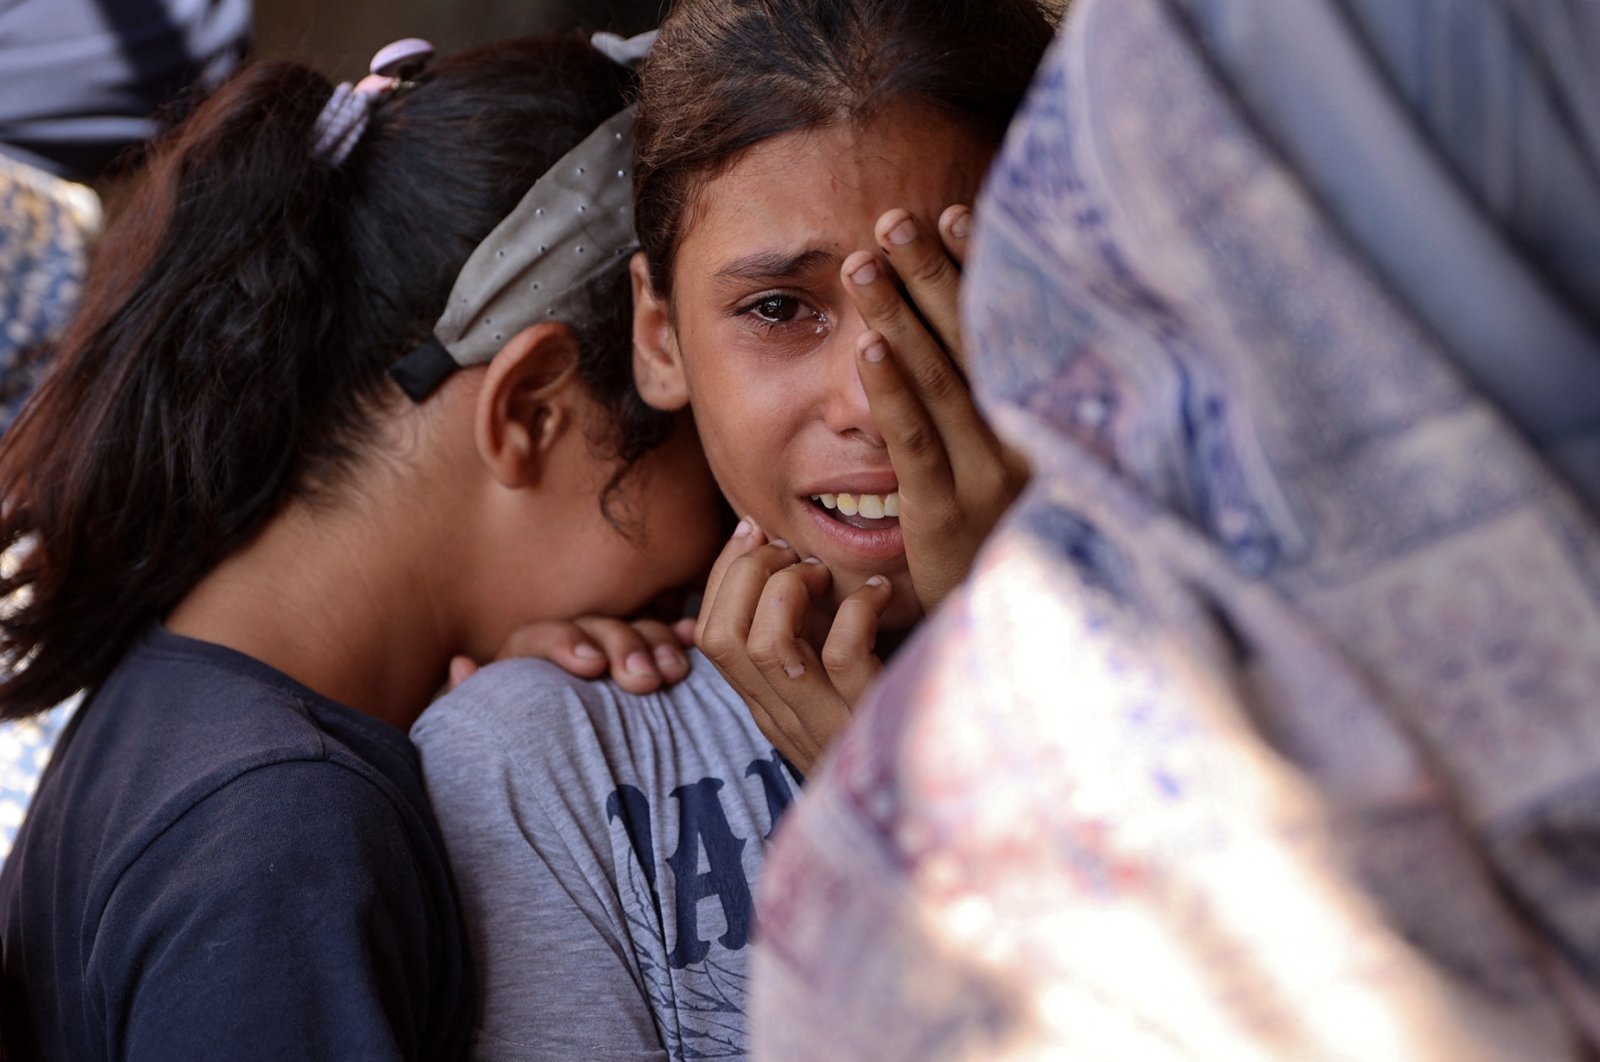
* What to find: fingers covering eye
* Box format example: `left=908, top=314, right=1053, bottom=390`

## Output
left=873, top=207, right=965, bottom=362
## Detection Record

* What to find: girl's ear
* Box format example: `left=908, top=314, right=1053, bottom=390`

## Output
left=474, top=322, right=583, bottom=488
left=631, top=252, right=690, bottom=412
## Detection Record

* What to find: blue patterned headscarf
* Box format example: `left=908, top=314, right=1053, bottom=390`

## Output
left=755, top=1, right=1600, bottom=1056
left=974, top=0, right=1600, bottom=531
left=1157, top=0, right=1600, bottom=505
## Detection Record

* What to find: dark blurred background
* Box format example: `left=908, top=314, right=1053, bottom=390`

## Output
left=256, top=0, right=664, bottom=76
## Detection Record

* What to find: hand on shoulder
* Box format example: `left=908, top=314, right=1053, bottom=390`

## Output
left=449, top=614, right=698, bottom=695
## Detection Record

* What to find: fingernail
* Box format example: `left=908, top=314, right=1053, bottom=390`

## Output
left=849, top=259, right=878, bottom=286
left=573, top=643, right=603, bottom=660
left=625, top=651, right=653, bottom=675
left=449, top=658, right=474, bottom=684
left=867, top=575, right=890, bottom=587
left=770, top=538, right=790, bottom=550
left=734, top=518, right=753, bottom=538
left=654, top=644, right=684, bottom=670
left=801, top=556, right=824, bottom=565
left=886, top=217, right=917, bottom=246
left=783, top=663, right=806, bottom=679
left=861, top=339, right=888, bottom=364
left=949, top=209, right=973, bottom=240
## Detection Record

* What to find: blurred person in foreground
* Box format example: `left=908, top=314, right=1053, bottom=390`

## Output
left=754, top=0, right=1600, bottom=1057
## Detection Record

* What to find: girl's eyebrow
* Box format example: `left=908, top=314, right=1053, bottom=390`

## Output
left=714, top=247, right=838, bottom=284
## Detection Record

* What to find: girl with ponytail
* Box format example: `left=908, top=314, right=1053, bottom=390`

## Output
left=0, top=33, right=722, bottom=1059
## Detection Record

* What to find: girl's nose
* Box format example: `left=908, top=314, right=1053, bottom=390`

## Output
left=819, top=315, right=885, bottom=446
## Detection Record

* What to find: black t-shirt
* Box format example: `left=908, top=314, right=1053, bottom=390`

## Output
left=0, top=629, right=471, bottom=1060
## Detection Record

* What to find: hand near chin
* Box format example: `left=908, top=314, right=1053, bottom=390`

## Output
left=446, top=615, right=696, bottom=694
left=695, top=517, right=893, bottom=775
left=844, top=204, right=1028, bottom=612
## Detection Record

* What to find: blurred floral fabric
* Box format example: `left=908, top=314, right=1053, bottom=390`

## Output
left=0, top=698, right=78, bottom=863
left=754, top=0, right=1600, bottom=1058
left=0, top=152, right=99, bottom=867
left=0, top=152, right=99, bottom=431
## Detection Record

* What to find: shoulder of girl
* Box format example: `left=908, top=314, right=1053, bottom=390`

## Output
left=411, top=657, right=602, bottom=748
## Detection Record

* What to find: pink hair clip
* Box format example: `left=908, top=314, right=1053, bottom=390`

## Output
left=311, top=37, right=435, bottom=166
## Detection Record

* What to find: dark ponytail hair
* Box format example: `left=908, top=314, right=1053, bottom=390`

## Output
left=634, top=0, right=1058, bottom=297
left=0, top=38, right=660, bottom=719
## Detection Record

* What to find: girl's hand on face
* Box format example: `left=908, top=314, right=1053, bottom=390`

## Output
left=695, top=517, right=893, bottom=774
left=448, top=615, right=696, bottom=694
left=843, top=204, right=1030, bottom=613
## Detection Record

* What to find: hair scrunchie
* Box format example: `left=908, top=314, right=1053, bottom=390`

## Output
left=310, top=38, right=434, bottom=166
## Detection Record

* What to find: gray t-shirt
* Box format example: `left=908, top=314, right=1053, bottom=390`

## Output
left=412, top=653, right=799, bottom=1061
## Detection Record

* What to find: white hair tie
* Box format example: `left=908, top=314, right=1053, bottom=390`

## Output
left=590, top=30, right=658, bottom=68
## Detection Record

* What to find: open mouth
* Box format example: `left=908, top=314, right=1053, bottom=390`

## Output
left=809, top=491, right=900, bottom=531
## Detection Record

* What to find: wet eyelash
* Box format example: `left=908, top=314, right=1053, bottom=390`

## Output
left=734, top=292, right=828, bottom=336
left=735, top=293, right=796, bottom=323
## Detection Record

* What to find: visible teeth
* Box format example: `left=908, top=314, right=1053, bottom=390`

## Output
left=811, top=491, right=902, bottom=519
